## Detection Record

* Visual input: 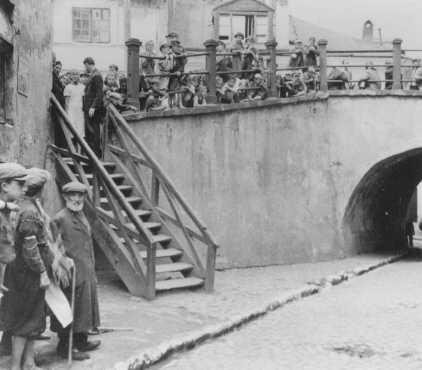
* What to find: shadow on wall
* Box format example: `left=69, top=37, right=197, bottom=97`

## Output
left=343, top=147, right=422, bottom=253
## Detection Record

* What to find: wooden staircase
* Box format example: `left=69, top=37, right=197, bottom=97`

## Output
left=50, top=95, right=218, bottom=299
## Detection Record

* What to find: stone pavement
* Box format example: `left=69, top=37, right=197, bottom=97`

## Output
left=0, top=252, right=404, bottom=370
left=153, top=254, right=422, bottom=370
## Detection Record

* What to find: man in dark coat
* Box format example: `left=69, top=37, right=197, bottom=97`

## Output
left=83, top=57, right=104, bottom=157
left=51, top=181, right=100, bottom=360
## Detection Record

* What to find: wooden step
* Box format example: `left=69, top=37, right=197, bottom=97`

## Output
left=139, top=248, right=183, bottom=259
left=110, top=221, right=161, bottom=233
left=152, top=234, right=172, bottom=244
left=64, top=159, right=116, bottom=172
left=156, top=277, right=204, bottom=292
left=125, top=221, right=161, bottom=231
left=156, top=262, right=193, bottom=274
left=80, top=173, right=125, bottom=185
left=100, top=196, right=142, bottom=206
left=101, top=208, right=152, bottom=220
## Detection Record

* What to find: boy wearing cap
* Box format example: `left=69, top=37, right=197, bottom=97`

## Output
left=0, top=168, right=55, bottom=370
left=166, top=32, right=186, bottom=108
left=0, top=163, right=28, bottom=290
left=51, top=181, right=100, bottom=360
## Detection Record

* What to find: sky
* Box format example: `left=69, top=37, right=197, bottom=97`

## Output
left=290, top=0, right=422, bottom=49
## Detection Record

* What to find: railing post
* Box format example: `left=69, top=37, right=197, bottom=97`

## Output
left=151, top=173, right=160, bottom=205
left=204, top=39, right=218, bottom=104
left=318, top=39, right=328, bottom=92
left=205, top=244, right=217, bottom=292
left=265, top=39, right=278, bottom=97
left=392, top=38, right=402, bottom=90
left=125, top=38, right=141, bottom=110
left=146, top=242, right=156, bottom=299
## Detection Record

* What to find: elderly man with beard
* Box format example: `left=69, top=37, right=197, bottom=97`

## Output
left=50, top=181, right=100, bottom=361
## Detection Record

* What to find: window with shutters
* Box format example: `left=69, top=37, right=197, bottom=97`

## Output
left=72, top=7, right=110, bottom=43
left=217, top=13, right=268, bottom=43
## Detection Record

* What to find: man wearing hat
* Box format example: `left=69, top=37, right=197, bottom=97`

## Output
left=83, top=57, right=104, bottom=157
left=0, top=163, right=28, bottom=356
left=51, top=181, right=100, bottom=360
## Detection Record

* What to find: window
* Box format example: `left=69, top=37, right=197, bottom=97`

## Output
left=72, top=8, right=110, bottom=43
left=218, top=13, right=268, bottom=43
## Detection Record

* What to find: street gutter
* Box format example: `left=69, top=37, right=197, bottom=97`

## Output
left=112, top=252, right=406, bottom=370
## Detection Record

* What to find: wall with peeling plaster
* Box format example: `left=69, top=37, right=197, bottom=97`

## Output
left=127, top=94, right=422, bottom=268
left=0, top=0, right=56, bottom=211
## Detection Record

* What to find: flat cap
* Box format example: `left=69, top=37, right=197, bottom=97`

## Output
left=83, top=57, right=95, bottom=65
left=62, top=181, right=88, bottom=194
left=0, top=163, right=28, bottom=182
left=25, top=168, right=51, bottom=188
left=234, top=32, right=244, bottom=39
left=166, top=32, right=178, bottom=38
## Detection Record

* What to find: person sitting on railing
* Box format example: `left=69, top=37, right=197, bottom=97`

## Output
left=216, top=41, right=233, bottom=82
left=166, top=32, right=187, bottom=108
left=303, top=66, right=318, bottom=91
left=277, top=74, right=294, bottom=98
left=194, top=77, right=208, bottom=106
left=237, top=78, right=250, bottom=101
left=385, top=61, right=394, bottom=90
left=289, top=39, right=305, bottom=68
left=180, top=75, right=196, bottom=108
left=242, top=37, right=260, bottom=79
left=144, top=77, right=167, bottom=112
left=231, top=33, right=245, bottom=72
left=304, top=37, right=319, bottom=67
left=328, top=66, right=348, bottom=90
left=247, top=73, right=268, bottom=101
left=215, top=75, right=224, bottom=103
left=158, top=42, right=174, bottom=91
left=359, top=61, right=381, bottom=90
left=221, top=75, right=240, bottom=104
left=411, top=59, right=422, bottom=90
left=291, top=72, right=307, bottom=96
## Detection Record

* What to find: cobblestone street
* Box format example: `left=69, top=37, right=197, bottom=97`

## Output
left=155, top=255, right=422, bottom=370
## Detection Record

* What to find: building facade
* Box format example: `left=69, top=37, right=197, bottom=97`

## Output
left=0, top=0, right=53, bottom=169
left=52, top=0, right=290, bottom=72
left=52, top=0, right=168, bottom=71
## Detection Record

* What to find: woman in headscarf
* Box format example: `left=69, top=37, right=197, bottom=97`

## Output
left=0, top=168, right=54, bottom=370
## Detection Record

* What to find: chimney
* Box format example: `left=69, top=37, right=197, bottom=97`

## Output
left=362, top=20, right=374, bottom=41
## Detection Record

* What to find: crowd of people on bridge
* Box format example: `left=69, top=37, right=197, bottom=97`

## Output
left=51, top=32, right=422, bottom=133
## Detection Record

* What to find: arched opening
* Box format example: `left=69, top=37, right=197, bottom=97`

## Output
left=343, top=148, right=422, bottom=253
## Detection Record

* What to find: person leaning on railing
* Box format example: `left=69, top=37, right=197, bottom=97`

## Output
left=216, top=41, right=233, bottom=82
left=328, top=66, right=349, bottom=90
left=359, top=61, right=381, bottom=90
left=411, top=59, right=422, bottom=90
left=247, top=73, right=268, bottom=101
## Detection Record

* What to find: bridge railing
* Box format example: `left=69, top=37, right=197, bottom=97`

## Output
left=125, top=37, right=421, bottom=109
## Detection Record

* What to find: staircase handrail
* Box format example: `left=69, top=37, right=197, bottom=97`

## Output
left=50, top=94, right=156, bottom=249
left=107, top=104, right=219, bottom=253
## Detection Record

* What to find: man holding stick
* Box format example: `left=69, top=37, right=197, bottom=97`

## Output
left=51, top=181, right=100, bottom=361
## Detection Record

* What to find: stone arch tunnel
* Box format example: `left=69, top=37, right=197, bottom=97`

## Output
left=343, top=147, right=422, bottom=254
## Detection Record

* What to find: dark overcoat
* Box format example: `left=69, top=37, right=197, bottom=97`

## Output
left=0, top=198, right=54, bottom=338
left=51, top=208, right=100, bottom=333
left=83, top=69, right=104, bottom=113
